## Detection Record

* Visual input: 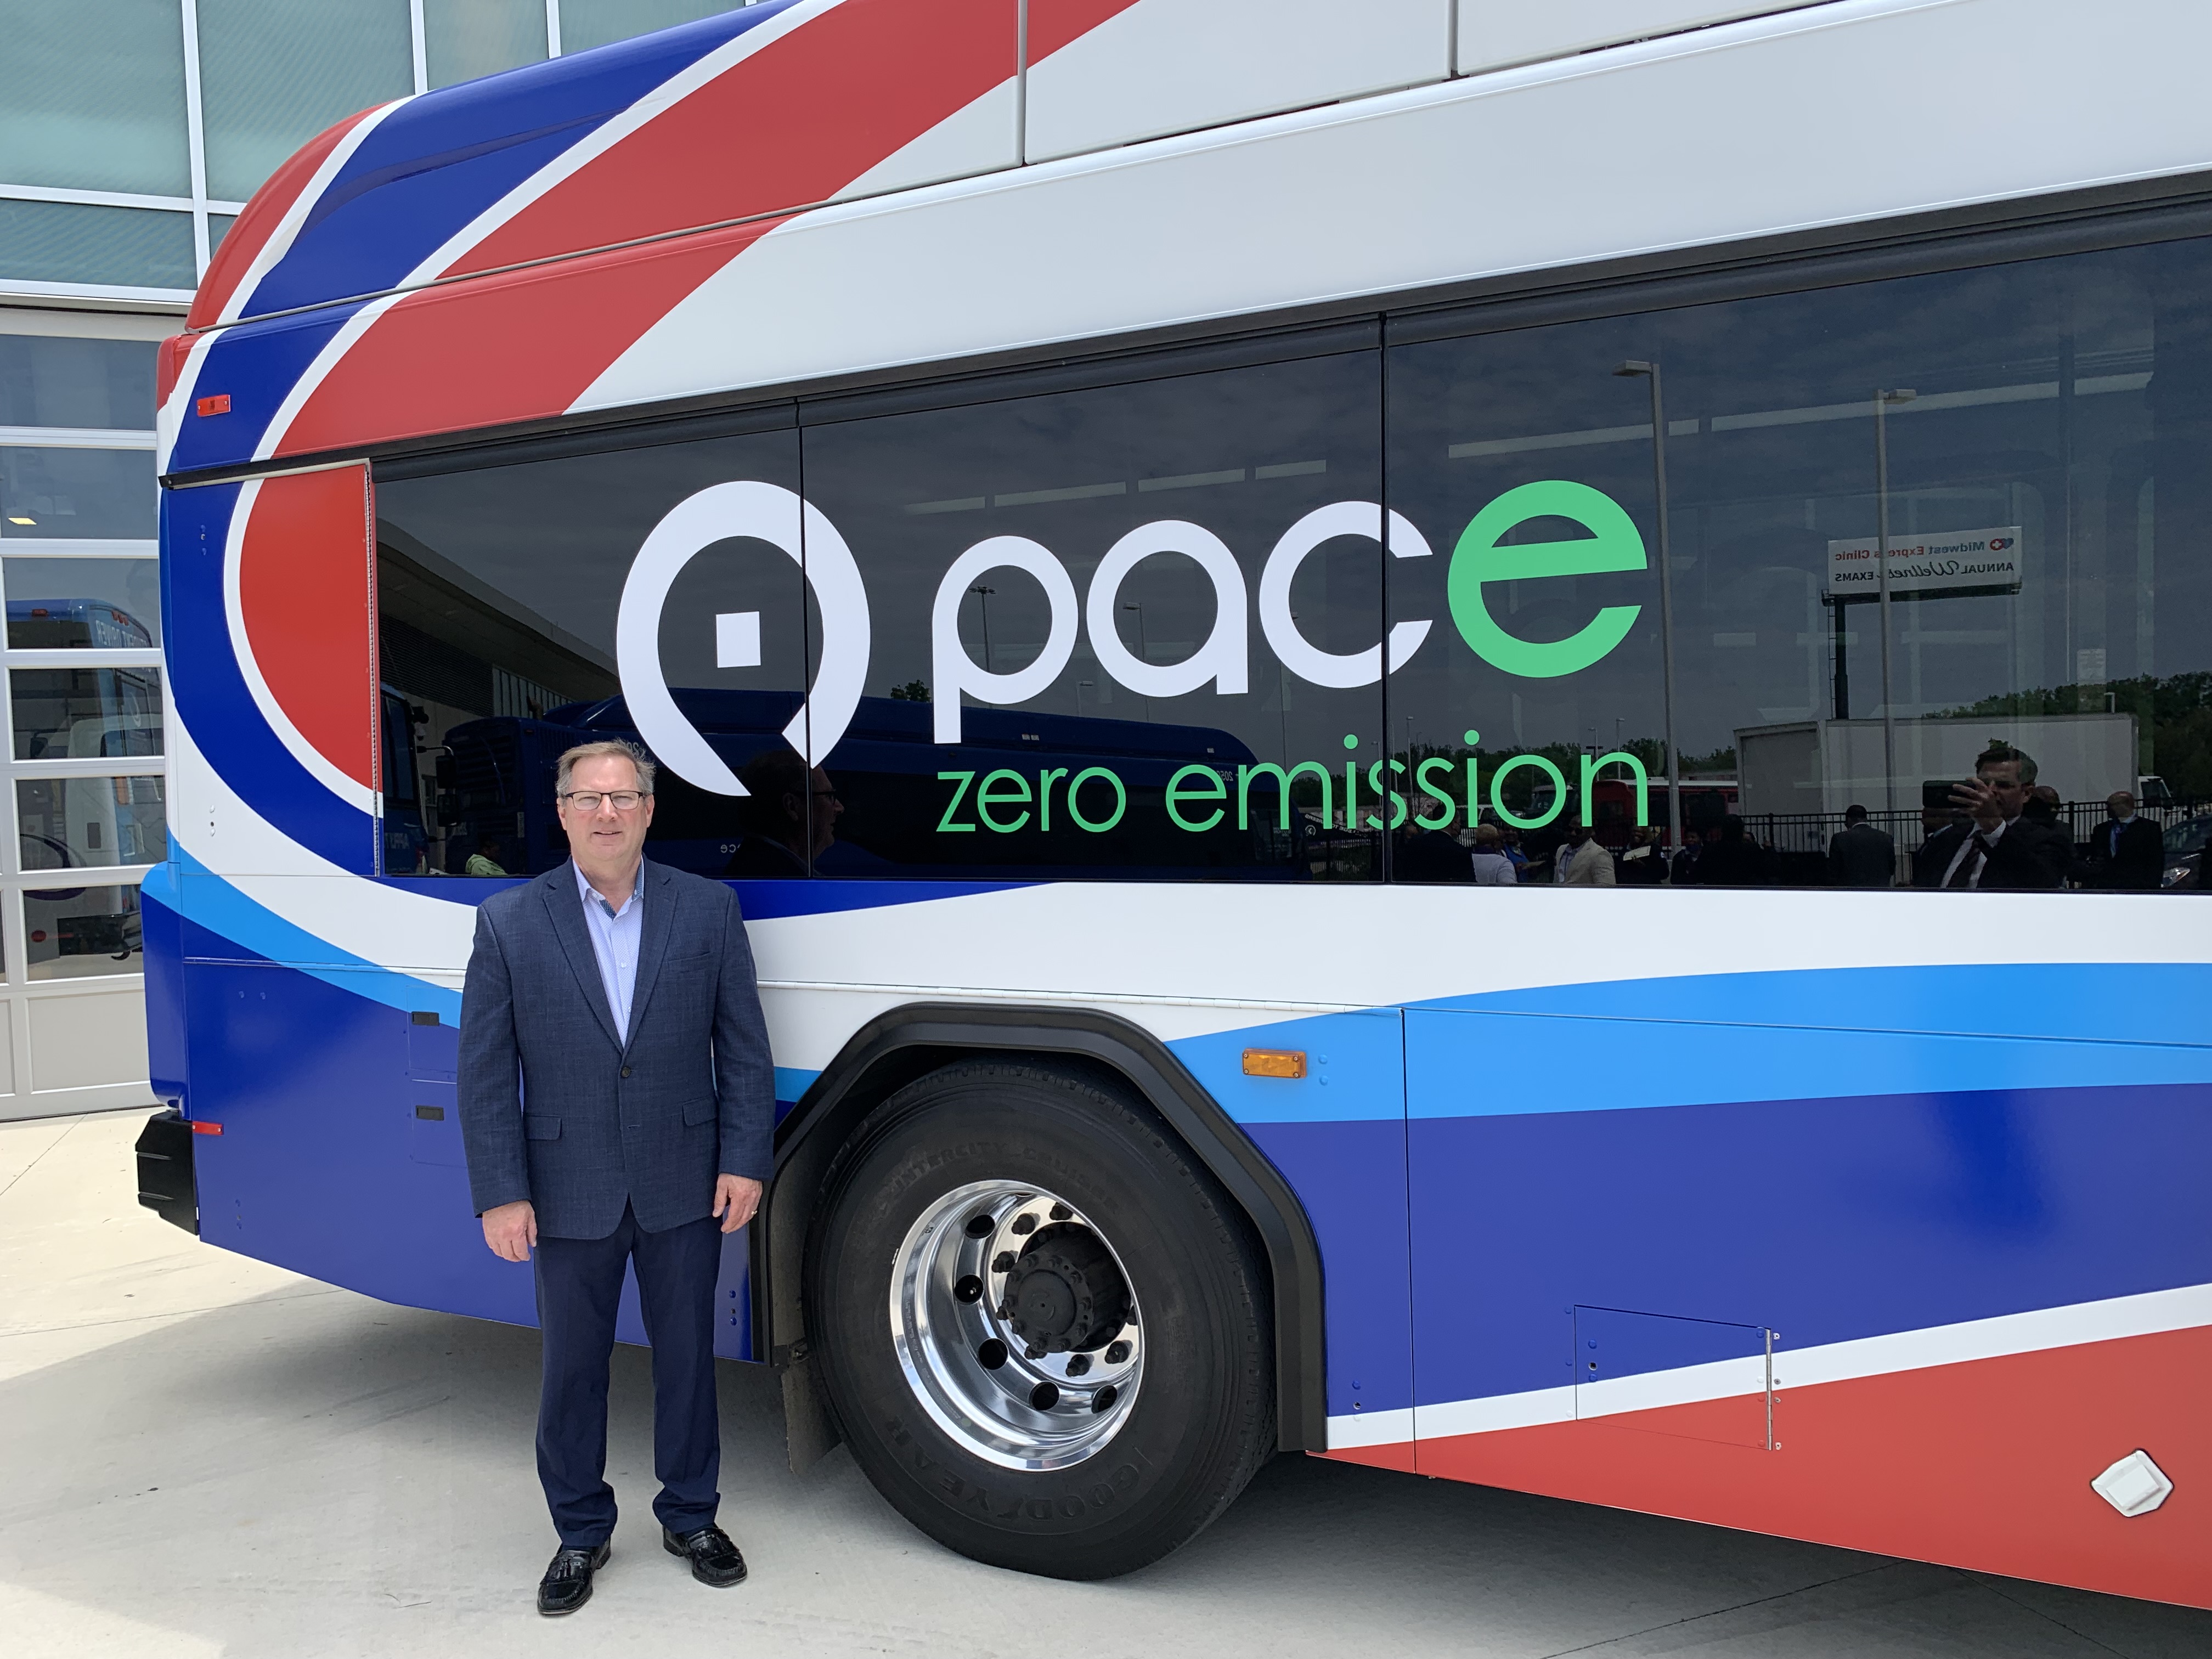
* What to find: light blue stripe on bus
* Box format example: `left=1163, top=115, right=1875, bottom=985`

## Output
left=1406, top=1007, right=2212, bottom=1119
left=1171, top=1008, right=1407, bottom=1125
left=1420, top=962, right=2212, bottom=1050
left=156, top=851, right=464, bottom=1024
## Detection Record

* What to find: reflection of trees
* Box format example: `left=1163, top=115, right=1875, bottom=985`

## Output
left=1936, top=670, right=2212, bottom=796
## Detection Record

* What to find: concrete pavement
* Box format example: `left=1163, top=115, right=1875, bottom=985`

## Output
left=2, top=1110, right=2204, bottom=1659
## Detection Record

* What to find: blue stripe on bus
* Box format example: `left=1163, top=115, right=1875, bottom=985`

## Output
left=230, top=4, right=799, bottom=327
left=1406, top=1080, right=2212, bottom=1404
left=1404, top=1003, right=2212, bottom=1120
left=1170, top=1008, right=1408, bottom=1125
left=1420, top=962, right=2212, bottom=1051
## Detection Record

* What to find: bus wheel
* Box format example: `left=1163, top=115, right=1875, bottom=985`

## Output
left=808, top=1057, right=1274, bottom=1579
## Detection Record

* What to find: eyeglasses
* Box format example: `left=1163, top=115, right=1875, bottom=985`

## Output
left=559, top=790, right=648, bottom=812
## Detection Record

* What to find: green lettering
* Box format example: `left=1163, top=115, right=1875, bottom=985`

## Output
left=1448, top=479, right=1646, bottom=678
left=976, top=769, right=1032, bottom=833
left=935, top=771, right=977, bottom=832
left=1364, top=759, right=1407, bottom=830
left=1037, top=768, right=1069, bottom=832
left=1465, top=757, right=1480, bottom=827
left=1344, top=761, right=1359, bottom=832
left=1414, top=757, right=1457, bottom=828
left=1490, top=754, right=1566, bottom=830
left=1165, top=765, right=1227, bottom=832
left=1580, top=750, right=1648, bottom=826
left=1066, top=766, right=1126, bottom=833
left=1237, top=762, right=1333, bottom=831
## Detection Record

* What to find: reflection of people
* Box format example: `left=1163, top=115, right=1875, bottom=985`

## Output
left=1691, top=816, right=1767, bottom=886
left=465, top=834, right=509, bottom=877
left=2087, top=791, right=2164, bottom=890
left=1468, top=822, right=1517, bottom=884
left=723, top=748, right=842, bottom=878
left=1915, top=743, right=2069, bottom=890
left=1554, top=821, right=1616, bottom=885
left=1617, top=824, right=1667, bottom=884
left=1397, top=825, right=1471, bottom=882
left=1826, top=805, right=1894, bottom=888
left=458, top=740, right=771, bottom=1614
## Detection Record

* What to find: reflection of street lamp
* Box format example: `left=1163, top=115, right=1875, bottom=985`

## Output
left=1874, top=388, right=1916, bottom=815
left=1614, top=360, right=1682, bottom=858
left=1124, top=601, right=1150, bottom=721
left=969, top=583, right=996, bottom=673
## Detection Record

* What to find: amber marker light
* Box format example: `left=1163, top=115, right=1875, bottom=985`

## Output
left=1241, top=1049, right=1307, bottom=1079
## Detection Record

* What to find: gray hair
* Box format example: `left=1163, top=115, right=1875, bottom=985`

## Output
left=556, top=739, right=656, bottom=797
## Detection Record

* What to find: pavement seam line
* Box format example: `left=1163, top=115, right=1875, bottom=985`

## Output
left=0, top=1287, right=343, bottom=1340
left=1527, top=1561, right=1909, bottom=1658
left=1968, top=1573, right=2135, bottom=1658
left=0, top=1115, right=84, bottom=1204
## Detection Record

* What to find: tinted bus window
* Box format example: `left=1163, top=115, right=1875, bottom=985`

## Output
left=798, top=351, right=1384, bottom=880
left=374, top=428, right=804, bottom=877
left=1384, top=236, right=2212, bottom=890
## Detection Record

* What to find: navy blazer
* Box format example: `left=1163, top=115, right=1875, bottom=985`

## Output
left=457, top=859, right=776, bottom=1238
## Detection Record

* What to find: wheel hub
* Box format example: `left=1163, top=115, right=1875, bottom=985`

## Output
left=889, top=1181, right=1144, bottom=1471
left=1003, top=1224, right=1128, bottom=1354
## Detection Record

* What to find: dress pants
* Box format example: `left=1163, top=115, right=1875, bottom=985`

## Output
left=532, top=1202, right=722, bottom=1547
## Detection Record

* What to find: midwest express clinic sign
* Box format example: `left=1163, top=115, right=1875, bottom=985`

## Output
left=616, top=479, right=1654, bottom=838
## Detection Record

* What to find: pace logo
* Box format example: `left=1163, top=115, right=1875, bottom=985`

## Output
left=616, top=482, right=871, bottom=797
left=618, top=479, right=1649, bottom=791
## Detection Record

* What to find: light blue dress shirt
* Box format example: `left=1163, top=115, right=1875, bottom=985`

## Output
left=575, top=860, right=644, bottom=1043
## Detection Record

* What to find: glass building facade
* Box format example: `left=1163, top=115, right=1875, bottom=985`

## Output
left=0, top=1, right=747, bottom=1117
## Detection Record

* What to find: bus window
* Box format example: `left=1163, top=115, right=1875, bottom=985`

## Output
left=373, top=425, right=799, bottom=876
left=799, top=348, right=1385, bottom=880
left=1384, top=236, right=2212, bottom=889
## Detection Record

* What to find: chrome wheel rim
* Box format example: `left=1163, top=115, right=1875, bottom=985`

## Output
left=889, top=1179, right=1143, bottom=1471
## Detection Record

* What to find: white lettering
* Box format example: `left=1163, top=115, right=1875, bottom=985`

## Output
left=1259, top=501, right=1433, bottom=687
left=931, top=537, right=1080, bottom=743
left=1085, top=520, right=1247, bottom=700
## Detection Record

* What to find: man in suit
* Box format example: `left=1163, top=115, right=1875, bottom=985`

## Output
left=460, top=739, right=775, bottom=1617
left=1827, top=804, right=1896, bottom=888
left=1912, top=742, right=2070, bottom=890
left=2087, top=790, right=2165, bottom=890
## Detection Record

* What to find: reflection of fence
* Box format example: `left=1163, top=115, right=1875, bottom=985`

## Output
left=1740, top=800, right=2210, bottom=861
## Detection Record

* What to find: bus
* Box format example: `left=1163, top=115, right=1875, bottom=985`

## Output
left=136, top=0, right=2208, bottom=1603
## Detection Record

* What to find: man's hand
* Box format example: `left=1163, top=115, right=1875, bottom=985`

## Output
left=1950, top=777, right=2004, bottom=831
left=482, top=1199, right=537, bottom=1262
left=714, top=1174, right=763, bottom=1234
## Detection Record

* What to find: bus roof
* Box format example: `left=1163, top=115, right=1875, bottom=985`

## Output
left=159, top=1, right=2210, bottom=479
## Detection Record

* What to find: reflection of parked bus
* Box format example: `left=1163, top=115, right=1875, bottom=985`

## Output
left=4, top=597, right=153, bottom=650
left=145, top=2, right=2211, bottom=1610
left=435, top=690, right=1290, bottom=881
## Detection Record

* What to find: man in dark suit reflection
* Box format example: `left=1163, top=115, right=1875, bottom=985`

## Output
left=2087, top=791, right=2165, bottom=890
left=1916, top=743, right=2069, bottom=890
left=723, top=747, right=842, bottom=877
left=1826, top=804, right=1895, bottom=888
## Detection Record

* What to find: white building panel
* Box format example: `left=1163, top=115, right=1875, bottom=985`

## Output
left=1023, top=0, right=1453, bottom=164
left=1457, top=0, right=1835, bottom=74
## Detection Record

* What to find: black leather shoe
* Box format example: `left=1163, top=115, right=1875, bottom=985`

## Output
left=663, top=1523, right=747, bottom=1587
left=537, top=1542, right=610, bottom=1616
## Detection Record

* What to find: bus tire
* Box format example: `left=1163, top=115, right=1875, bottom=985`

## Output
left=808, top=1057, right=1274, bottom=1579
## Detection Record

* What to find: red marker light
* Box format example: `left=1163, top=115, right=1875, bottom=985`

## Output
left=190, top=1121, right=223, bottom=1136
left=195, top=393, right=231, bottom=417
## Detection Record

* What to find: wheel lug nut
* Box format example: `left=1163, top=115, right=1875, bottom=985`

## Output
left=954, top=1275, right=983, bottom=1303
left=1105, top=1340, right=1131, bottom=1364
left=1066, top=1354, right=1091, bottom=1376
left=1030, top=1381, right=1059, bottom=1410
left=992, top=1251, right=1015, bottom=1273
left=977, top=1339, right=1007, bottom=1370
left=1025, top=1345, right=1046, bottom=1361
left=963, top=1214, right=996, bottom=1238
left=1091, top=1385, right=1118, bottom=1413
left=1011, top=1215, right=1036, bottom=1235
left=1049, top=1203, right=1072, bottom=1221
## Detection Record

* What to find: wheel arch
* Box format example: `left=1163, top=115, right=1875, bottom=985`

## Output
left=754, top=1001, right=1326, bottom=1463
